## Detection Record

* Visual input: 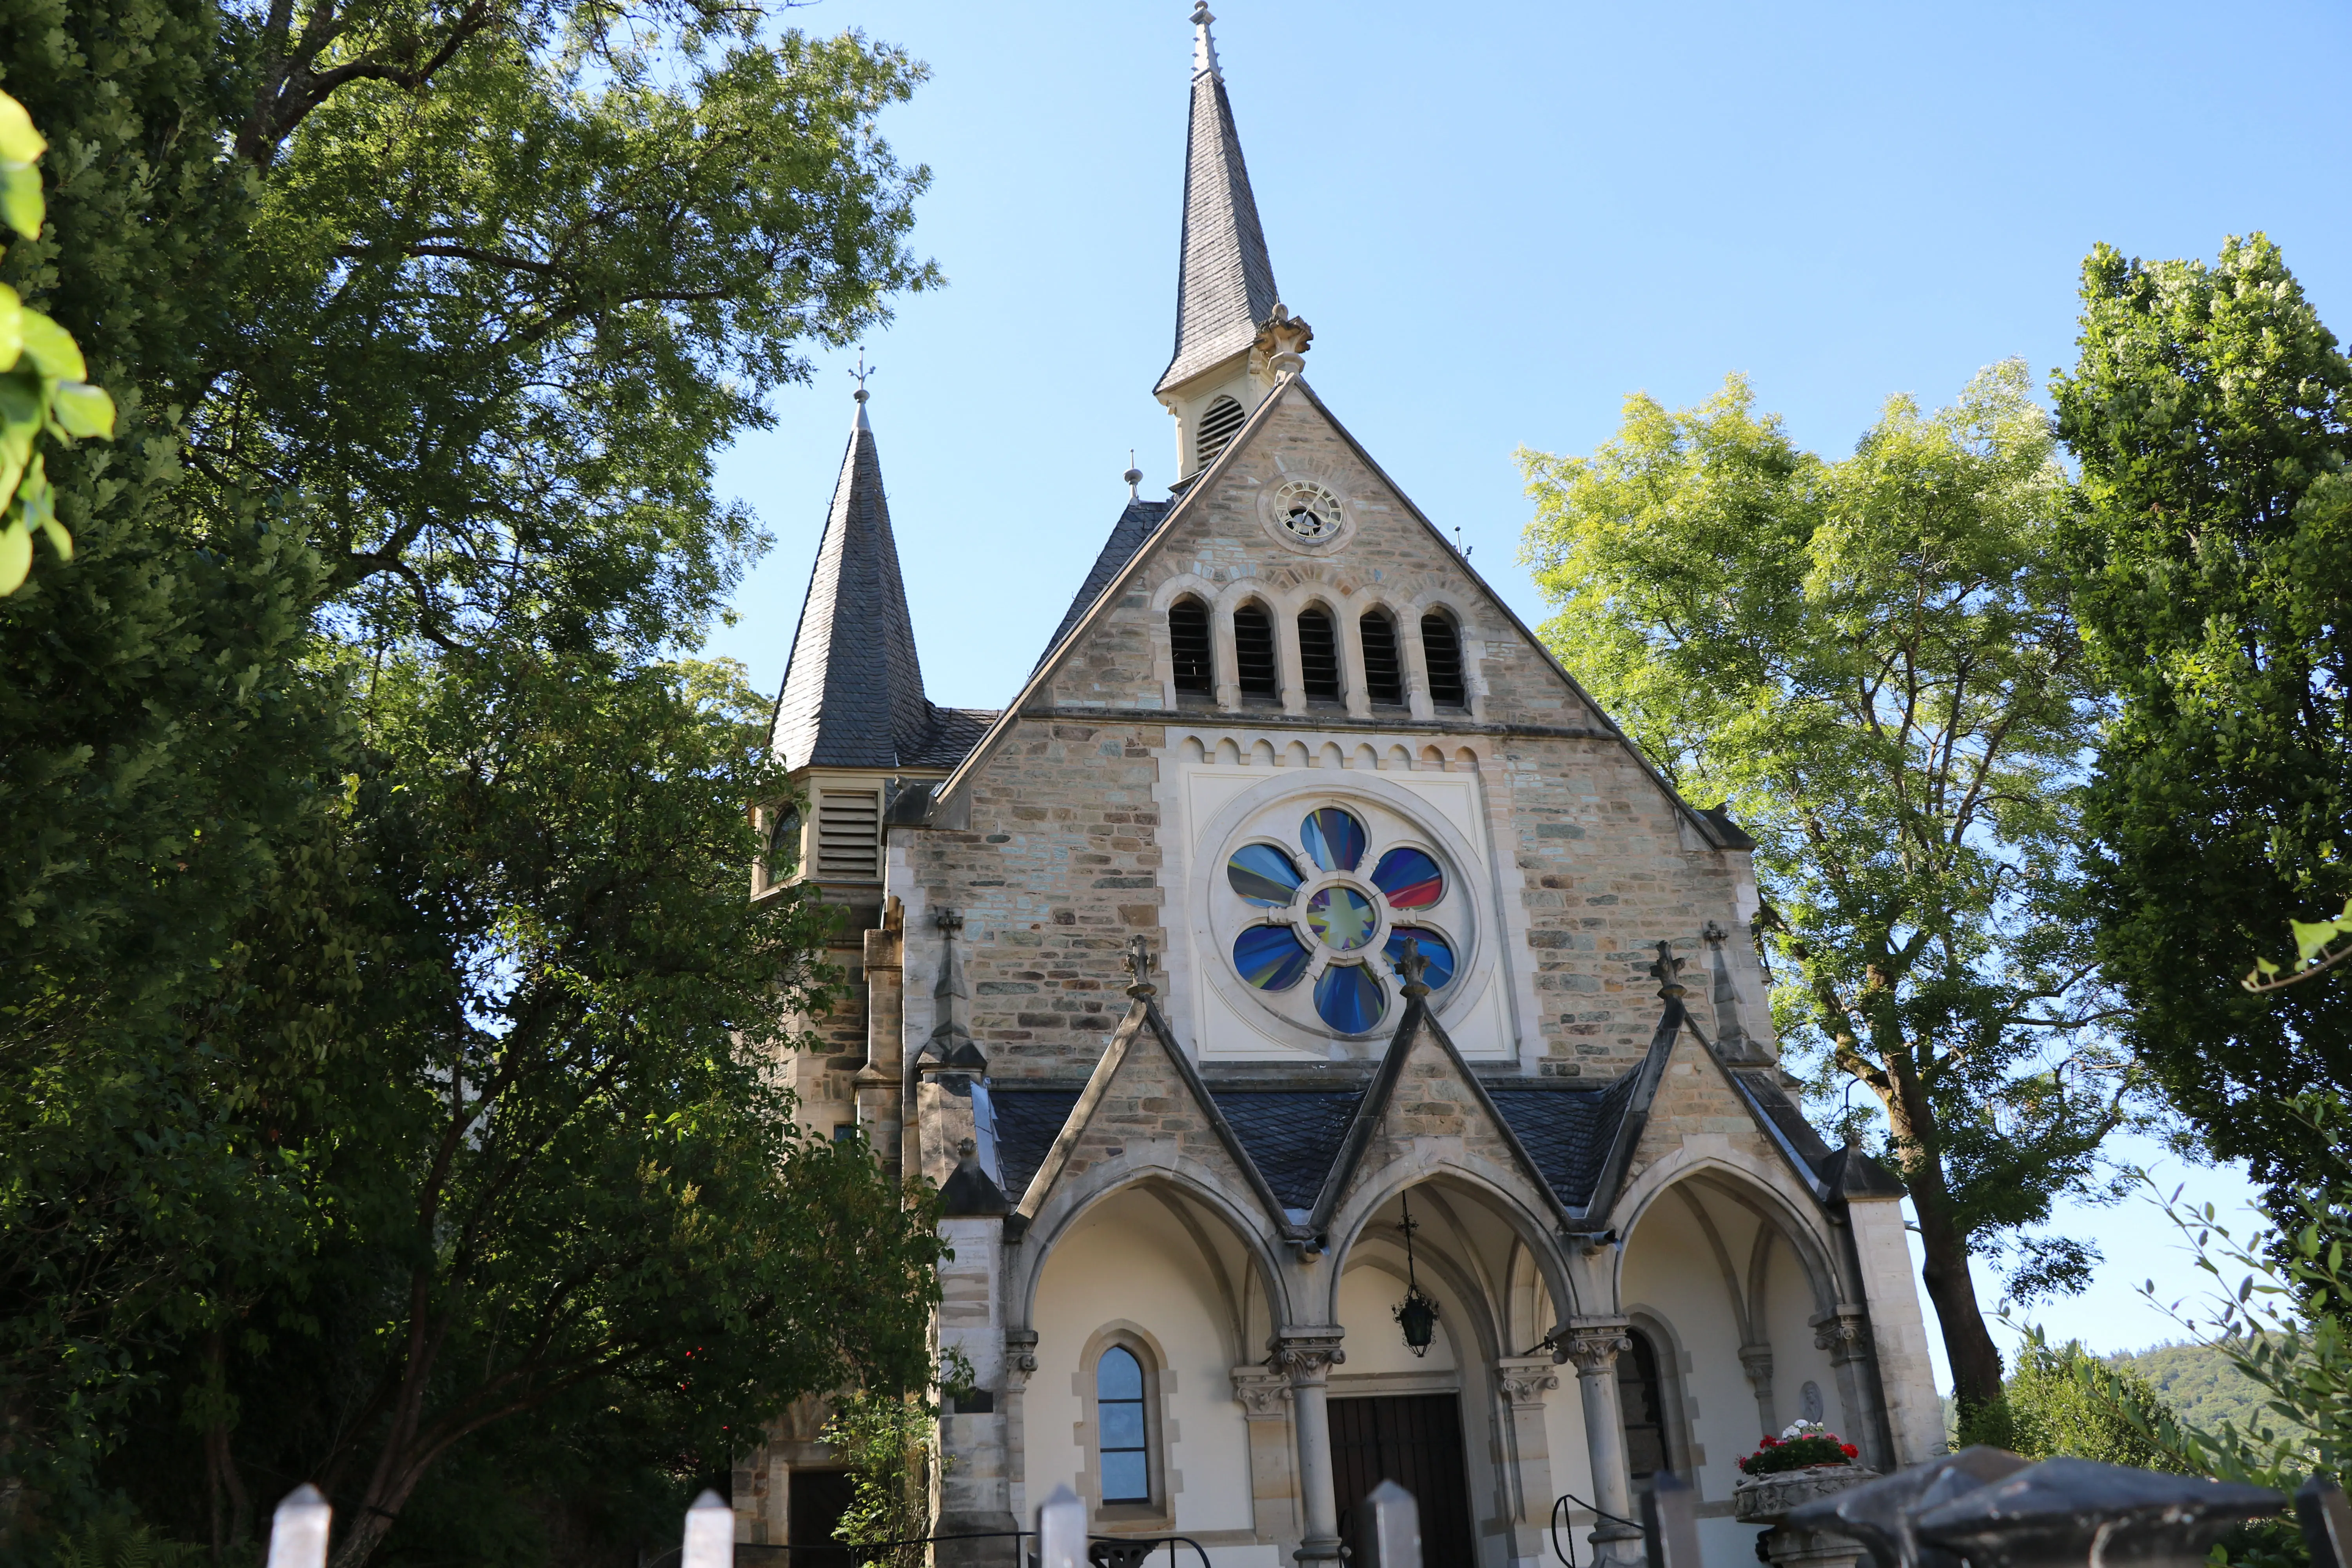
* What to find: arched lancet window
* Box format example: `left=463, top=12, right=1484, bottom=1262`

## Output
left=1169, top=596, right=1213, bottom=695
left=1420, top=611, right=1467, bottom=708
left=1096, top=1345, right=1151, bottom=1503
left=1297, top=606, right=1341, bottom=701
left=1232, top=602, right=1279, bottom=699
left=1196, top=395, right=1246, bottom=471
left=1617, top=1327, right=1674, bottom=1481
left=1359, top=611, right=1404, bottom=706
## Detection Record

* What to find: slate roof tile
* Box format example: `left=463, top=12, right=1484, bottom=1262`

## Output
left=1035, top=498, right=1172, bottom=672
left=1213, top=1089, right=1363, bottom=1211
left=990, top=1086, right=1085, bottom=1203
left=1156, top=40, right=1279, bottom=394
left=769, top=405, right=993, bottom=776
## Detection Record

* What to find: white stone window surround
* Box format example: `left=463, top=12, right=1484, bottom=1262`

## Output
left=1146, top=570, right=1490, bottom=724
left=1158, top=744, right=1542, bottom=1063
left=1077, top=1322, right=1178, bottom=1528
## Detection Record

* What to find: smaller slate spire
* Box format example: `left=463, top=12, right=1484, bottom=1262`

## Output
left=1156, top=3, right=1281, bottom=395
left=769, top=390, right=931, bottom=772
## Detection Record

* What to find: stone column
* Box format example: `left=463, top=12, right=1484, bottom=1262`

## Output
left=1003, top=1330, right=1038, bottom=1529
left=1740, top=1343, right=1779, bottom=1437
left=1813, top=1312, right=1885, bottom=1472
left=1494, top=1356, right=1562, bottom=1563
left=933, top=1216, right=1015, bottom=1568
left=1212, top=602, right=1241, bottom=711
left=1232, top=1366, right=1301, bottom=1548
left=1270, top=1328, right=1347, bottom=1566
left=856, top=924, right=904, bottom=1179
left=1560, top=1323, right=1644, bottom=1568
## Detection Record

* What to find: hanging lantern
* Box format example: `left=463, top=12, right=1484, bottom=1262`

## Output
left=1392, top=1191, right=1440, bottom=1358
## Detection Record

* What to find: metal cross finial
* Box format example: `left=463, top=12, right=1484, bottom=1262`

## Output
left=1394, top=936, right=1432, bottom=998
left=1648, top=939, right=1688, bottom=1000
left=1123, top=934, right=1156, bottom=997
left=849, top=347, right=875, bottom=402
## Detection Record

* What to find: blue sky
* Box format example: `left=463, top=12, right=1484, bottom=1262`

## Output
left=702, top=0, right=2346, bottom=1377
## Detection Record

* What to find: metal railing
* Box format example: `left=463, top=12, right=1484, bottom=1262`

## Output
left=257, top=1447, right=2352, bottom=1568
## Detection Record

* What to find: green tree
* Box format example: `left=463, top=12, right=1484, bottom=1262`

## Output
left=0, top=0, right=945, bottom=1553
left=2051, top=235, right=2352, bottom=1205
left=1996, top=1336, right=2186, bottom=1470
left=1520, top=362, right=2154, bottom=1418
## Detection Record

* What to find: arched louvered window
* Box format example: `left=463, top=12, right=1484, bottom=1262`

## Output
left=1296, top=607, right=1340, bottom=701
left=1232, top=602, right=1278, bottom=698
left=1169, top=596, right=1213, bottom=695
left=1195, top=395, right=1246, bottom=471
left=1359, top=611, right=1404, bottom=706
left=1420, top=611, right=1467, bottom=708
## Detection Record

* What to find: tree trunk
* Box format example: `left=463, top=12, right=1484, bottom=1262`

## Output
left=1881, top=1047, right=2007, bottom=1416
left=1908, top=1171, right=2006, bottom=1415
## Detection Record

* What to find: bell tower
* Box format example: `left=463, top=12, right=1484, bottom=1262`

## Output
left=1154, top=4, right=1310, bottom=485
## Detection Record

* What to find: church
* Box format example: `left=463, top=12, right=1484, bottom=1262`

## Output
left=731, top=9, right=1945, bottom=1566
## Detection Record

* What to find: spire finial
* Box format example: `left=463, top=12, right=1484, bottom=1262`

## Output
left=1124, top=449, right=1142, bottom=501
left=1648, top=940, right=1688, bottom=1001
left=848, top=348, right=874, bottom=429
left=1191, top=3, right=1220, bottom=79
left=1123, top=934, right=1157, bottom=998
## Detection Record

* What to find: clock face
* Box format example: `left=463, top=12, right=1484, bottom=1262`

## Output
left=1283, top=503, right=1335, bottom=540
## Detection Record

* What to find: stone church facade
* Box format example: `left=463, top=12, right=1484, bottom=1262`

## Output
left=734, top=10, right=1944, bottom=1566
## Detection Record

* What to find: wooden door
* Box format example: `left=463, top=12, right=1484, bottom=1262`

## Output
left=1329, top=1393, right=1477, bottom=1568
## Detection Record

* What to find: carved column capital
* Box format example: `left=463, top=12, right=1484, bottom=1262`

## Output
left=1555, top=1321, right=1632, bottom=1375
left=1494, top=1355, right=1561, bottom=1407
left=1267, top=1327, right=1347, bottom=1385
left=1739, top=1343, right=1775, bottom=1383
left=1230, top=1365, right=1292, bottom=1419
left=1004, top=1329, right=1039, bottom=1388
left=1812, top=1312, right=1870, bottom=1362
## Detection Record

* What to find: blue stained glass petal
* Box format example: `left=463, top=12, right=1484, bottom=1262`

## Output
left=1313, top=962, right=1388, bottom=1033
left=1234, top=925, right=1312, bottom=991
left=1370, top=847, right=1445, bottom=910
left=1227, top=842, right=1305, bottom=906
left=1384, top=928, right=1457, bottom=990
left=1300, top=808, right=1368, bottom=873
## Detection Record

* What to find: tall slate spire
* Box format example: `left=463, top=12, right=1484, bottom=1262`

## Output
left=770, top=392, right=933, bottom=771
left=1155, top=3, right=1281, bottom=395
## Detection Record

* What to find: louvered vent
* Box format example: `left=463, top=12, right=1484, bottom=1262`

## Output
left=815, top=789, right=882, bottom=881
left=1195, top=396, right=1246, bottom=471
left=1232, top=602, right=1278, bottom=697
left=1169, top=597, right=1213, bottom=695
left=1297, top=608, right=1340, bottom=700
left=1421, top=612, right=1467, bottom=707
left=1359, top=611, right=1404, bottom=705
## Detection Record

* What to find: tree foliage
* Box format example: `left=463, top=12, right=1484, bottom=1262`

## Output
left=1519, top=362, right=2155, bottom=1414
left=0, top=0, right=946, bottom=1559
left=2051, top=234, right=2352, bottom=1202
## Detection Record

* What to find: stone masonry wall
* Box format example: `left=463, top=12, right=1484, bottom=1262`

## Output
left=904, top=385, right=1773, bottom=1082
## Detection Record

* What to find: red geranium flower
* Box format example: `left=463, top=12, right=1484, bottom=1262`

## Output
left=1840, top=1444, right=1859, bottom=1458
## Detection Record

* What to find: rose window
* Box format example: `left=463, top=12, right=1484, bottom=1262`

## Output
left=1223, top=805, right=1459, bottom=1035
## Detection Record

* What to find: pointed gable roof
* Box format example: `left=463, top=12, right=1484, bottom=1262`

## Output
left=771, top=397, right=994, bottom=772
left=1156, top=4, right=1280, bottom=395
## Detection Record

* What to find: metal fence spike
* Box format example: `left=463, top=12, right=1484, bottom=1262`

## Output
left=1359, top=1479, right=1422, bottom=1568
left=1642, top=1471, right=1703, bottom=1568
left=265, top=1484, right=332, bottom=1568
left=682, top=1488, right=733, bottom=1568
left=1036, top=1483, right=1087, bottom=1568
left=2300, top=1474, right=2352, bottom=1568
